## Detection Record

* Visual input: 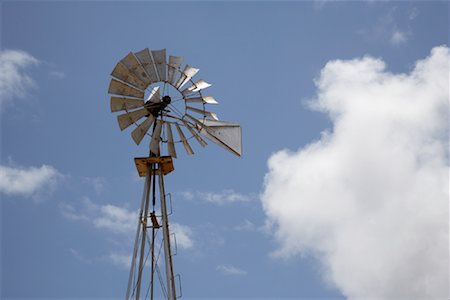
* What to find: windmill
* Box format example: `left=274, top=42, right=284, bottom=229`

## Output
left=108, top=48, right=242, bottom=300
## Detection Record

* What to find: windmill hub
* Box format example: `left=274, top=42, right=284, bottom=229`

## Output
left=145, top=95, right=172, bottom=117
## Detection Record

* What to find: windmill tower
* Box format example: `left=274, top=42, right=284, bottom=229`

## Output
left=107, top=48, right=242, bottom=300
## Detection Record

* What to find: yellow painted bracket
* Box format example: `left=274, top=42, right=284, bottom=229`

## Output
left=134, top=156, right=174, bottom=177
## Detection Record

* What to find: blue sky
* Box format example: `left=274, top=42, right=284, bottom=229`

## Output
left=1, top=1, right=449, bottom=299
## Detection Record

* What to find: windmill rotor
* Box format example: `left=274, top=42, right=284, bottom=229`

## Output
left=108, top=48, right=242, bottom=157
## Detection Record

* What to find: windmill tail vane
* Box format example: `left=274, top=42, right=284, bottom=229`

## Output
left=108, top=48, right=242, bottom=300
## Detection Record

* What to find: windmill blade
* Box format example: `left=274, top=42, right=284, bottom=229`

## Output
left=147, top=86, right=161, bottom=103
left=131, top=115, right=155, bottom=145
left=150, top=120, right=163, bottom=155
left=111, top=62, right=147, bottom=90
left=181, top=80, right=211, bottom=95
left=117, top=108, right=149, bottom=131
left=120, top=52, right=151, bottom=87
left=174, top=65, right=199, bottom=89
left=167, top=56, right=183, bottom=85
left=108, top=79, right=144, bottom=98
left=185, top=96, right=218, bottom=104
left=196, top=118, right=242, bottom=157
left=151, top=49, right=167, bottom=82
left=183, top=121, right=207, bottom=147
left=184, top=113, right=206, bottom=129
left=186, top=106, right=219, bottom=120
left=175, top=124, right=194, bottom=155
left=134, top=48, right=159, bottom=83
left=110, top=97, right=144, bottom=112
left=166, top=123, right=177, bottom=158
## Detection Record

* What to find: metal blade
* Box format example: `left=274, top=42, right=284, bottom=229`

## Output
left=196, top=119, right=242, bottom=157
left=134, top=48, right=159, bottom=83
left=110, top=97, right=144, bottom=112
left=150, top=120, right=163, bottom=155
left=117, top=108, right=149, bottom=131
left=120, top=52, right=151, bottom=87
left=131, top=115, right=155, bottom=145
left=174, top=65, right=199, bottom=89
left=186, top=106, right=219, bottom=120
left=166, top=122, right=177, bottom=158
left=167, top=56, right=183, bottom=85
left=184, top=113, right=206, bottom=129
left=184, top=95, right=218, bottom=104
left=151, top=49, right=166, bottom=82
left=183, top=121, right=207, bottom=147
left=181, top=79, right=211, bottom=95
left=175, top=123, right=194, bottom=155
left=147, top=86, right=161, bottom=103
left=111, top=62, right=147, bottom=90
left=108, top=79, right=144, bottom=98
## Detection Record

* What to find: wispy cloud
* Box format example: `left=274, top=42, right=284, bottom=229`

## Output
left=62, top=197, right=195, bottom=268
left=0, top=163, right=61, bottom=201
left=69, top=248, right=131, bottom=269
left=104, top=253, right=131, bottom=269
left=358, top=6, right=418, bottom=46
left=178, top=189, right=255, bottom=205
left=233, top=219, right=257, bottom=232
left=60, top=197, right=136, bottom=234
left=171, top=222, right=194, bottom=250
left=262, top=46, right=449, bottom=299
left=390, top=29, right=408, bottom=45
left=49, top=70, right=65, bottom=79
left=216, top=264, right=247, bottom=276
left=0, top=49, right=39, bottom=111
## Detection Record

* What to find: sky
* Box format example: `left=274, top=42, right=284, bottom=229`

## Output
left=1, top=1, right=449, bottom=299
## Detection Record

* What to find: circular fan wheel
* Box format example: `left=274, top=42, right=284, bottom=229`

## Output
left=108, top=48, right=219, bottom=157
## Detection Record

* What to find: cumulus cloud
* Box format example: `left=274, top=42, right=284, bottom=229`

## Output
left=0, top=49, right=39, bottom=111
left=216, top=264, right=247, bottom=276
left=0, top=164, right=61, bottom=200
left=261, top=46, right=449, bottom=299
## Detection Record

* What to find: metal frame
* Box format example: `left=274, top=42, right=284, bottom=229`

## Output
left=126, top=159, right=177, bottom=300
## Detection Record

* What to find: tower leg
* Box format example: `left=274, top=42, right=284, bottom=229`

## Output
left=158, top=167, right=177, bottom=300
left=126, top=170, right=152, bottom=300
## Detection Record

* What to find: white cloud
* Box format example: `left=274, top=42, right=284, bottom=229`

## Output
left=0, top=164, right=61, bottom=200
left=0, top=49, right=39, bottom=111
left=390, top=29, right=409, bottom=46
left=83, top=176, right=107, bottom=194
left=171, top=223, right=194, bottom=250
left=61, top=197, right=136, bottom=234
left=359, top=7, right=416, bottom=47
left=199, top=190, right=252, bottom=204
left=93, top=204, right=136, bottom=234
left=105, top=253, right=131, bottom=269
left=233, top=219, right=256, bottom=232
left=177, top=189, right=254, bottom=205
left=179, top=189, right=253, bottom=205
left=69, top=248, right=131, bottom=269
left=49, top=70, right=65, bottom=79
left=216, top=264, right=247, bottom=276
left=261, top=46, right=449, bottom=299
